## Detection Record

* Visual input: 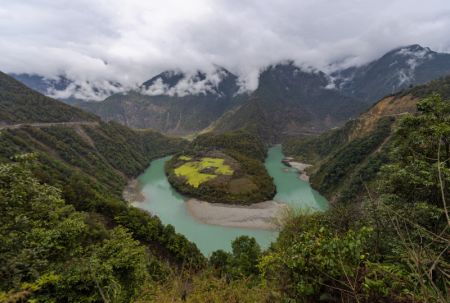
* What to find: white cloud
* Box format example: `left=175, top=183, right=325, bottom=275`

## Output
left=47, top=80, right=127, bottom=101
left=141, top=68, right=230, bottom=97
left=0, top=0, right=449, bottom=92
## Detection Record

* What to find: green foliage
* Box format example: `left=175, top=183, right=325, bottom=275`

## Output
left=267, top=93, right=450, bottom=302
left=0, top=160, right=151, bottom=302
left=282, top=119, right=358, bottom=163
left=209, top=236, right=262, bottom=280
left=283, top=116, right=394, bottom=203
left=230, top=236, right=262, bottom=277
left=209, top=250, right=232, bottom=276
left=192, top=130, right=267, bottom=161
left=260, top=212, right=372, bottom=301
left=400, top=75, right=450, bottom=100
left=379, top=94, right=450, bottom=207
left=0, top=123, right=204, bottom=276
left=0, top=121, right=204, bottom=269
left=166, top=130, right=275, bottom=204
left=310, top=117, right=393, bottom=199
left=141, top=269, right=273, bottom=302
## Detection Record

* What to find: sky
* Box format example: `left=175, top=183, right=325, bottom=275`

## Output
left=1, top=0, right=450, bottom=91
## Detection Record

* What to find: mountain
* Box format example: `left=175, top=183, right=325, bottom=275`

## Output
left=332, top=44, right=450, bottom=103
left=78, top=67, right=246, bottom=135
left=213, top=63, right=366, bottom=142
left=0, top=71, right=98, bottom=124
left=10, top=73, right=123, bottom=103
left=283, top=75, right=450, bottom=203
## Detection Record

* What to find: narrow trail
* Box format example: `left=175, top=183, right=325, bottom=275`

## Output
left=0, top=121, right=99, bottom=130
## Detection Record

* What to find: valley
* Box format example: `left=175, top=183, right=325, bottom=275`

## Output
left=129, top=145, right=328, bottom=255
left=2, top=44, right=449, bottom=302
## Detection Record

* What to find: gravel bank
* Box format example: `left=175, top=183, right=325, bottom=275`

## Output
left=186, top=199, right=288, bottom=230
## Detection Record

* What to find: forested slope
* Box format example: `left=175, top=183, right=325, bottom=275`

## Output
left=283, top=76, right=450, bottom=203
left=0, top=73, right=205, bottom=301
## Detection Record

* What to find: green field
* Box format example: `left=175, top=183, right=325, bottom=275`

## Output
left=174, top=156, right=233, bottom=187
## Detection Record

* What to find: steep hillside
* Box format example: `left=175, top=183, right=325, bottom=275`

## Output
left=0, top=72, right=98, bottom=124
left=79, top=67, right=246, bottom=135
left=333, top=44, right=450, bottom=103
left=283, top=75, right=450, bottom=203
left=0, top=72, right=204, bottom=272
left=214, top=63, right=366, bottom=142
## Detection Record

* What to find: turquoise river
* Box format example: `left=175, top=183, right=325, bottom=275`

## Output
left=133, top=145, right=328, bottom=255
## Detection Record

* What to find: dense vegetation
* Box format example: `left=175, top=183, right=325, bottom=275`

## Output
left=283, top=119, right=359, bottom=163
left=191, top=130, right=267, bottom=161
left=0, top=73, right=206, bottom=300
left=1, top=159, right=154, bottom=302
left=400, top=75, right=450, bottom=100
left=283, top=76, right=450, bottom=204
left=0, top=123, right=206, bottom=268
left=310, top=117, right=393, bottom=199
left=165, top=131, right=276, bottom=204
left=184, top=94, right=449, bottom=302
left=283, top=117, right=393, bottom=203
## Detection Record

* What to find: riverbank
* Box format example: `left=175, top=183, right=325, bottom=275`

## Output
left=282, top=157, right=311, bottom=182
left=186, top=198, right=288, bottom=230
left=123, top=179, right=145, bottom=203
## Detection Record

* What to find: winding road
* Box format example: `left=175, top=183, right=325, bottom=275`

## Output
left=0, top=121, right=99, bottom=130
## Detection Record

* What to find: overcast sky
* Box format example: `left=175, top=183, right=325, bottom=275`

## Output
left=1, top=0, right=450, bottom=89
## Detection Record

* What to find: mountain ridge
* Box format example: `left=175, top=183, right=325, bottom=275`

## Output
left=77, top=66, right=246, bottom=135
left=332, top=44, right=450, bottom=103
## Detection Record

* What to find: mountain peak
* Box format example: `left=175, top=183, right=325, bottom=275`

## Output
left=391, top=44, right=434, bottom=61
left=332, top=44, right=450, bottom=103
left=394, top=44, right=432, bottom=53
left=140, top=66, right=239, bottom=97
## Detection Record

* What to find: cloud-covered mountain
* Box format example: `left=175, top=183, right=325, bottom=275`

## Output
left=332, top=44, right=450, bottom=103
left=2, top=0, right=450, bottom=91
left=77, top=66, right=246, bottom=135
left=0, top=72, right=98, bottom=124
left=11, top=44, right=450, bottom=141
left=140, top=67, right=243, bottom=97
left=10, top=73, right=126, bottom=103
left=212, top=63, right=366, bottom=142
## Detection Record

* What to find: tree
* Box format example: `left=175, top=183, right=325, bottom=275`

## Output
left=230, top=236, right=261, bottom=277
left=0, top=157, right=151, bottom=302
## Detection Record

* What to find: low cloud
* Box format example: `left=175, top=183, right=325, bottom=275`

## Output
left=47, top=80, right=128, bottom=101
left=141, top=68, right=232, bottom=97
left=0, top=0, right=449, bottom=93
